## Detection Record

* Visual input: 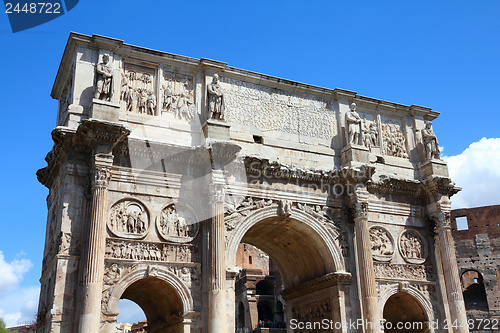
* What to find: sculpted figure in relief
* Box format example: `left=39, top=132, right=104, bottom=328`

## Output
left=370, top=227, right=394, bottom=259
left=399, top=230, right=426, bottom=264
left=175, top=82, right=194, bottom=120
left=421, top=121, right=441, bottom=160
left=159, top=204, right=194, bottom=238
left=94, top=54, right=113, bottom=101
left=207, top=74, right=225, bottom=120
left=147, top=90, right=156, bottom=115
left=345, top=103, right=362, bottom=145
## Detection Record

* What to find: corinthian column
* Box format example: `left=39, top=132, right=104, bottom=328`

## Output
left=208, top=170, right=227, bottom=333
left=351, top=187, right=382, bottom=333
left=78, top=153, right=113, bottom=333
left=431, top=210, right=469, bottom=333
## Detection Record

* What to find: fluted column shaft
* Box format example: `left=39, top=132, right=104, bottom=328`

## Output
left=433, top=212, right=469, bottom=333
left=79, top=154, right=113, bottom=333
left=352, top=187, right=382, bottom=333
left=208, top=180, right=226, bottom=333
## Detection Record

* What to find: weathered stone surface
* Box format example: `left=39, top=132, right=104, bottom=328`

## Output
left=36, top=33, right=467, bottom=333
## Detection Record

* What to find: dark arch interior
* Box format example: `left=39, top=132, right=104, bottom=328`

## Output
left=257, top=301, right=273, bottom=321
left=121, top=277, right=183, bottom=333
left=241, top=217, right=333, bottom=288
left=383, top=293, right=428, bottom=333
left=461, top=270, right=489, bottom=311
left=256, top=280, right=274, bottom=295
left=237, top=302, right=245, bottom=329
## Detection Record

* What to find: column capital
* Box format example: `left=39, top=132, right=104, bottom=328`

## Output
left=348, top=185, right=369, bottom=220
left=429, top=211, right=451, bottom=231
left=426, top=195, right=452, bottom=231
left=208, top=183, right=226, bottom=204
left=91, top=153, right=113, bottom=188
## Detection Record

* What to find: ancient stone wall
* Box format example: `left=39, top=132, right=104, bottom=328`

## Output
left=451, top=205, right=500, bottom=330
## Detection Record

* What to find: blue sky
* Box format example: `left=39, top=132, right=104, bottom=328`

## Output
left=0, top=0, right=499, bottom=327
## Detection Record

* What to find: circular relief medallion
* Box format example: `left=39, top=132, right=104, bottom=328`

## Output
left=157, top=203, right=199, bottom=243
left=399, top=229, right=427, bottom=264
left=108, top=199, right=149, bottom=239
left=369, top=226, right=395, bottom=262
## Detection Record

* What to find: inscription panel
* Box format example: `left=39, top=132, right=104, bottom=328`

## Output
left=221, top=78, right=336, bottom=140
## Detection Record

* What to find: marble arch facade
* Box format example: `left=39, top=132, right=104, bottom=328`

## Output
left=36, top=33, right=469, bottom=333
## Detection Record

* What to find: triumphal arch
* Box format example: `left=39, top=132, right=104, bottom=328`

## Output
left=36, top=33, right=469, bottom=333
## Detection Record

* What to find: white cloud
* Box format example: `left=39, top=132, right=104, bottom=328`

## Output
left=0, top=286, right=39, bottom=327
left=0, top=251, right=32, bottom=295
left=0, top=250, right=38, bottom=327
left=444, top=138, right=500, bottom=209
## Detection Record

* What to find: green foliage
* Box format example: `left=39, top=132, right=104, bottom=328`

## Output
left=0, top=317, right=9, bottom=333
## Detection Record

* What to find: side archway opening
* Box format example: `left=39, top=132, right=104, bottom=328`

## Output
left=383, top=292, right=428, bottom=333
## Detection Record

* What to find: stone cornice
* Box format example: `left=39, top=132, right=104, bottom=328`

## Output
left=281, top=272, right=351, bottom=301
left=37, top=121, right=129, bottom=188
left=76, top=119, right=130, bottom=149
left=422, top=175, right=461, bottom=197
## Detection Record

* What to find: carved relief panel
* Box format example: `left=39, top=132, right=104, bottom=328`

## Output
left=399, top=229, right=427, bottom=264
left=369, top=226, right=395, bottom=262
left=357, top=112, right=381, bottom=152
left=108, top=199, right=149, bottom=239
left=381, top=120, right=409, bottom=158
left=120, top=62, right=157, bottom=115
left=374, top=263, right=433, bottom=281
left=291, top=300, right=332, bottom=323
left=106, top=239, right=198, bottom=263
left=161, top=69, right=195, bottom=121
left=157, top=203, right=199, bottom=243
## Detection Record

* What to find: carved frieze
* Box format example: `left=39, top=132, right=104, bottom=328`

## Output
left=157, top=203, right=199, bottom=243
left=161, top=70, right=195, bottom=121
left=291, top=300, right=332, bottom=323
left=105, top=238, right=198, bottom=263
left=108, top=199, right=149, bottom=239
left=381, top=120, right=408, bottom=158
left=224, top=197, right=273, bottom=229
left=120, top=63, right=156, bottom=115
left=399, top=229, right=427, bottom=264
left=369, top=226, right=394, bottom=262
left=374, top=263, right=433, bottom=281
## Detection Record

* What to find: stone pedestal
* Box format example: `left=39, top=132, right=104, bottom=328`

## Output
left=419, top=159, right=449, bottom=179
left=89, top=99, right=120, bottom=122
left=202, top=119, right=231, bottom=141
left=341, top=144, right=369, bottom=166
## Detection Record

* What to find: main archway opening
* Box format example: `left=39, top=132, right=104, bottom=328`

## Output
left=118, top=277, right=185, bottom=333
left=383, top=292, right=428, bottom=333
left=233, top=215, right=337, bottom=331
